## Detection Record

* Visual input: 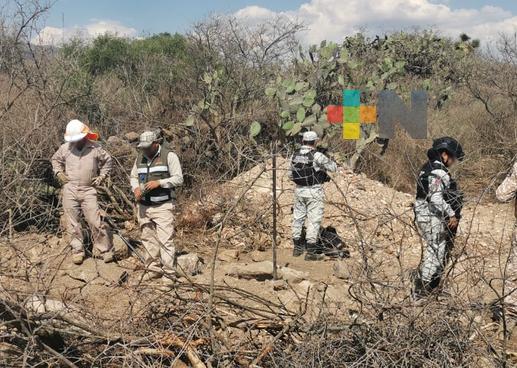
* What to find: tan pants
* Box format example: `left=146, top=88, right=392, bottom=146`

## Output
left=63, top=184, right=112, bottom=254
left=137, top=201, right=176, bottom=271
left=505, top=224, right=517, bottom=305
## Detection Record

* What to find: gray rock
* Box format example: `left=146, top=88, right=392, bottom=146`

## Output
left=177, top=253, right=203, bottom=276
left=65, top=259, right=99, bottom=283
left=295, top=280, right=314, bottom=294
left=112, top=233, right=130, bottom=260
left=65, top=258, right=127, bottom=286
left=322, top=285, right=345, bottom=302
left=250, top=250, right=268, bottom=262
left=266, top=279, right=287, bottom=290
left=226, top=261, right=274, bottom=280
left=333, top=260, right=349, bottom=280
left=278, top=267, right=308, bottom=284
left=124, top=131, right=140, bottom=142
left=107, top=136, right=124, bottom=144
left=217, top=249, right=240, bottom=262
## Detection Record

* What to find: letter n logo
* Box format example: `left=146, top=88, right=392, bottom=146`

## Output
left=377, top=90, right=427, bottom=139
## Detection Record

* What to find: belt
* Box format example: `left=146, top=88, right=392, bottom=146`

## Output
left=139, top=196, right=172, bottom=206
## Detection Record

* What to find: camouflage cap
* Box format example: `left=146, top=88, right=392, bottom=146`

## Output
left=302, top=131, right=319, bottom=142
left=137, top=131, right=159, bottom=148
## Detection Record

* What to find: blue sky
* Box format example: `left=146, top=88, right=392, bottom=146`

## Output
left=35, top=0, right=517, bottom=45
left=44, top=0, right=305, bottom=34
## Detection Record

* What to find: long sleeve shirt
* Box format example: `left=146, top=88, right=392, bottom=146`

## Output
left=496, top=162, right=517, bottom=203
left=51, top=141, right=112, bottom=187
left=313, top=150, right=337, bottom=173
left=417, top=160, right=455, bottom=218
left=130, top=146, right=183, bottom=191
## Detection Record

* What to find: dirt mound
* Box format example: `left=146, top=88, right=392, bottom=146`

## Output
left=222, top=157, right=416, bottom=256
left=1, top=157, right=517, bottom=366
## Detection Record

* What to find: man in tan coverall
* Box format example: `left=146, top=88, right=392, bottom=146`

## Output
left=496, top=160, right=517, bottom=306
left=130, top=131, right=183, bottom=281
left=52, top=119, right=113, bottom=265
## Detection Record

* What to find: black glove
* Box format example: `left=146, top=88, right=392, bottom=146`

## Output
left=317, top=146, right=329, bottom=155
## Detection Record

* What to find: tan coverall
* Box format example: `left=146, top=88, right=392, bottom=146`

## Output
left=130, top=147, right=183, bottom=272
left=51, top=141, right=113, bottom=255
left=496, top=162, right=517, bottom=305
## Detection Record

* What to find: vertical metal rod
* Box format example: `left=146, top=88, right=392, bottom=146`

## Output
left=272, top=143, right=278, bottom=280
left=7, top=209, right=12, bottom=241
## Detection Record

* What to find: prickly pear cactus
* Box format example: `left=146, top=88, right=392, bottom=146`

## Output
left=265, top=76, right=328, bottom=138
left=350, top=125, right=378, bottom=170
left=266, top=32, right=476, bottom=169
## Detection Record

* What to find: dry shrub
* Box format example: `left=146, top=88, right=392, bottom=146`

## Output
left=355, top=87, right=515, bottom=199
left=267, top=304, right=482, bottom=367
left=357, top=129, right=427, bottom=194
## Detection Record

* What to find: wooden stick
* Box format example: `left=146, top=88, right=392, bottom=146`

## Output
left=160, top=334, right=207, bottom=368
left=251, top=323, right=290, bottom=366
left=134, top=347, right=175, bottom=357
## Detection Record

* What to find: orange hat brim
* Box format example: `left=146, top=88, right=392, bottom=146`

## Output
left=86, top=132, right=99, bottom=141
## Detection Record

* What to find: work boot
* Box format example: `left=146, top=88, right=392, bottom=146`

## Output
left=72, top=252, right=85, bottom=265
left=159, top=271, right=178, bottom=290
left=412, top=278, right=434, bottom=300
left=102, top=251, right=114, bottom=263
left=292, top=238, right=305, bottom=257
left=304, top=243, right=324, bottom=261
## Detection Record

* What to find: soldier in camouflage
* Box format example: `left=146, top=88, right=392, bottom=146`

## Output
left=289, top=131, right=337, bottom=261
left=496, top=160, right=517, bottom=306
left=413, top=137, right=464, bottom=298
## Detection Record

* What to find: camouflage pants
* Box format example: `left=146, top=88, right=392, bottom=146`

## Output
left=414, top=201, right=451, bottom=284
left=292, top=186, right=324, bottom=244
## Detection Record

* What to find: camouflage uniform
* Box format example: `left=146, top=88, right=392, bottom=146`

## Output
left=414, top=160, right=458, bottom=288
left=496, top=162, right=517, bottom=305
left=290, top=146, right=337, bottom=245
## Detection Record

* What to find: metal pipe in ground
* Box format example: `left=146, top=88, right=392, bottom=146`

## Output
left=272, top=146, right=278, bottom=280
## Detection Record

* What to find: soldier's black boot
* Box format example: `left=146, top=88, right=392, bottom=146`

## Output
left=305, top=243, right=324, bottom=261
left=412, top=278, right=425, bottom=300
left=412, top=278, right=434, bottom=300
left=292, top=238, right=305, bottom=257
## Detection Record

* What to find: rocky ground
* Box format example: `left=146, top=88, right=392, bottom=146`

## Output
left=1, top=158, right=516, bottom=366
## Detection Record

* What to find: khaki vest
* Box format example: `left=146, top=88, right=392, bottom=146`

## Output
left=136, top=145, right=174, bottom=205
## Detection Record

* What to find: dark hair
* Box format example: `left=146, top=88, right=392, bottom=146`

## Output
left=426, top=148, right=441, bottom=161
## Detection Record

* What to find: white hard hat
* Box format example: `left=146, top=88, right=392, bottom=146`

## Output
left=64, top=119, right=98, bottom=142
left=302, top=131, right=319, bottom=142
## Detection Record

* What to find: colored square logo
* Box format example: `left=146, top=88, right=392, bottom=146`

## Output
left=343, top=123, right=361, bottom=140
left=326, top=105, right=343, bottom=124
left=343, top=89, right=360, bottom=107
left=360, top=105, right=377, bottom=123
left=324, top=87, right=380, bottom=140
left=344, top=106, right=360, bottom=123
